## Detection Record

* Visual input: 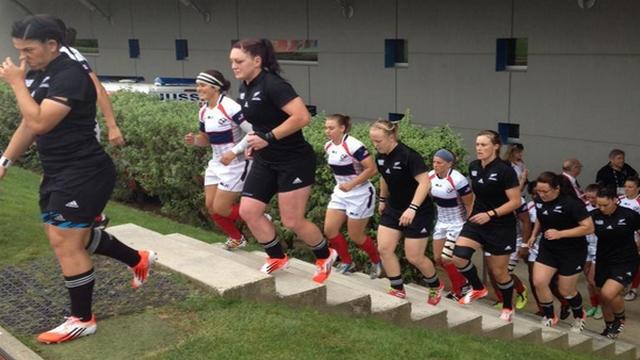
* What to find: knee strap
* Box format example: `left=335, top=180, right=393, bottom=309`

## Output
left=453, top=245, right=475, bottom=261
left=86, top=228, right=112, bottom=255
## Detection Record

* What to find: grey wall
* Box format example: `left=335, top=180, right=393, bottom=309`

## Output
left=1, top=0, right=639, bottom=183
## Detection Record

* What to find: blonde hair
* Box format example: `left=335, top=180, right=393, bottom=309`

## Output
left=370, top=119, right=399, bottom=139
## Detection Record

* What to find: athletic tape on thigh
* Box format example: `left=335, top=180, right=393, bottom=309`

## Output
left=442, top=239, right=456, bottom=260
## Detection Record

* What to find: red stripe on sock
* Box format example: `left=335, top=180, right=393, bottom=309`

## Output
left=590, top=294, right=600, bottom=307
left=513, top=275, right=525, bottom=294
left=329, top=234, right=351, bottom=263
left=212, top=213, right=242, bottom=240
left=358, top=236, right=380, bottom=264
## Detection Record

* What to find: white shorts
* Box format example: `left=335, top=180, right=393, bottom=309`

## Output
left=204, top=159, right=249, bottom=192
left=528, top=236, right=540, bottom=263
left=327, top=183, right=375, bottom=219
left=432, top=221, right=464, bottom=241
left=586, top=234, right=597, bottom=262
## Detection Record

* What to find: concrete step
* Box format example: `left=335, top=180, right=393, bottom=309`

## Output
left=0, top=324, right=43, bottom=360
left=347, top=272, right=481, bottom=334
left=165, top=233, right=325, bottom=307
left=278, top=254, right=413, bottom=324
left=107, top=224, right=275, bottom=300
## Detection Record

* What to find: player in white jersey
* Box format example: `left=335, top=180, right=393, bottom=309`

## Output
left=323, top=114, right=381, bottom=277
left=428, top=149, right=473, bottom=299
left=184, top=70, right=253, bottom=250
left=619, top=176, right=640, bottom=301
left=583, top=184, right=603, bottom=319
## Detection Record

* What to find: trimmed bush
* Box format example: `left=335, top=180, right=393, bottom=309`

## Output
left=0, top=83, right=40, bottom=169
left=1, top=87, right=469, bottom=282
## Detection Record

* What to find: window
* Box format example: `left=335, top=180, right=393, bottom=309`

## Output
left=385, top=39, right=408, bottom=68
left=498, top=122, right=520, bottom=144
left=496, top=38, right=528, bottom=71
left=271, top=40, right=318, bottom=64
left=128, top=39, right=140, bottom=59
left=75, top=38, right=99, bottom=55
left=175, top=39, right=189, bottom=60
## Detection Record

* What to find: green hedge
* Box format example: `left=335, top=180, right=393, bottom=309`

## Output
left=0, top=87, right=469, bottom=281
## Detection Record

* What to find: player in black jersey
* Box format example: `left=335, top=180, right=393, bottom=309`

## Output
left=0, top=15, right=155, bottom=344
left=451, top=130, right=522, bottom=323
left=229, top=39, right=336, bottom=283
left=369, top=120, right=443, bottom=304
left=591, top=186, right=640, bottom=338
left=528, top=172, right=594, bottom=332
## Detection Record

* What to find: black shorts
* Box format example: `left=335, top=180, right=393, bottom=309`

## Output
left=379, top=206, right=434, bottom=239
left=459, top=220, right=517, bottom=256
left=535, top=241, right=587, bottom=276
left=241, top=153, right=316, bottom=204
left=39, top=162, right=115, bottom=228
left=595, top=261, right=638, bottom=288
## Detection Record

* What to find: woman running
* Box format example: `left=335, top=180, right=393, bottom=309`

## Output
left=428, top=149, right=472, bottom=299
left=184, top=69, right=253, bottom=250
left=369, top=120, right=443, bottom=304
left=451, top=130, right=521, bottom=323
left=528, top=172, right=594, bottom=332
left=230, top=39, right=337, bottom=282
left=323, top=114, right=381, bottom=277
left=591, top=186, right=640, bottom=338
left=619, top=176, right=640, bottom=301
left=0, top=15, right=155, bottom=344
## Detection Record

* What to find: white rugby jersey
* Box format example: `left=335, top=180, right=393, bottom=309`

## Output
left=619, top=194, right=640, bottom=214
left=428, top=168, right=471, bottom=223
left=324, top=134, right=370, bottom=185
left=199, top=95, right=247, bottom=162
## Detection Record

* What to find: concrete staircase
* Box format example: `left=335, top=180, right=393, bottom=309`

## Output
left=109, top=223, right=639, bottom=360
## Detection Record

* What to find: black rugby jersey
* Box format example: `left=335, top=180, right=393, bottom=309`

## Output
left=375, top=142, right=434, bottom=214
left=591, top=206, right=640, bottom=264
left=535, top=194, right=589, bottom=250
left=238, top=70, right=312, bottom=163
left=26, top=53, right=105, bottom=176
left=468, top=158, right=518, bottom=224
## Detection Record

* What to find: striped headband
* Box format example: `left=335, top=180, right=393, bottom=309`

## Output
left=196, top=72, right=223, bottom=88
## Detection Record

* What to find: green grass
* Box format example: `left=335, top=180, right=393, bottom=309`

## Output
left=0, top=167, right=597, bottom=360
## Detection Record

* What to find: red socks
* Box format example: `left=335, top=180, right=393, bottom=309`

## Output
left=632, top=270, right=640, bottom=289
left=211, top=213, right=242, bottom=240
left=329, top=234, right=352, bottom=263
left=358, top=236, right=381, bottom=264
left=443, top=262, right=466, bottom=296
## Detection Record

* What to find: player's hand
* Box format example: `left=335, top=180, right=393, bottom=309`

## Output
left=184, top=132, right=195, bottom=146
left=544, top=229, right=562, bottom=240
left=378, top=201, right=386, bottom=214
left=0, top=57, right=26, bottom=86
left=247, top=133, right=268, bottom=151
left=469, top=212, right=491, bottom=225
left=399, top=208, right=416, bottom=226
left=107, top=125, right=125, bottom=146
left=221, top=151, right=237, bottom=166
left=339, top=182, right=355, bottom=192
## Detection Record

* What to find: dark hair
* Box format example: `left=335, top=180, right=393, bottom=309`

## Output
left=584, top=183, right=601, bottom=194
left=625, top=175, right=640, bottom=188
left=11, top=15, right=65, bottom=45
left=596, top=186, right=618, bottom=200
left=526, top=180, right=537, bottom=195
left=202, top=69, right=231, bottom=92
left=327, top=114, right=351, bottom=133
left=65, top=27, right=77, bottom=46
left=536, top=171, right=576, bottom=197
left=477, top=130, right=501, bottom=158
left=232, top=38, right=281, bottom=75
